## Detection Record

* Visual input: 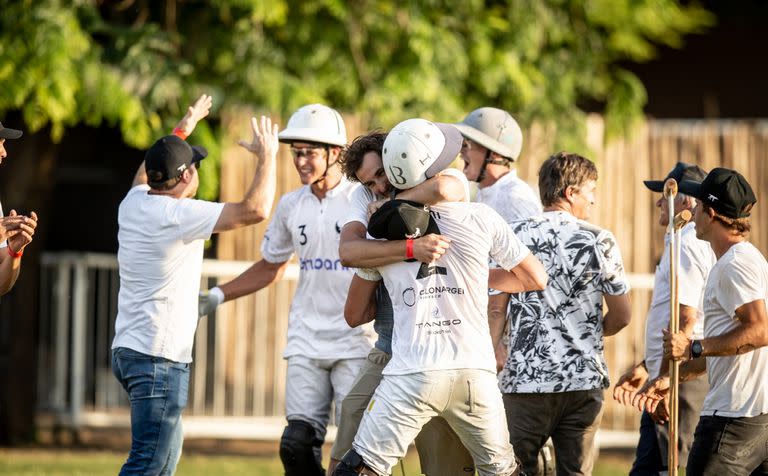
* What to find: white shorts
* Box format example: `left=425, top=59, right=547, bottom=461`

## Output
left=352, top=369, right=519, bottom=476
left=285, top=355, right=367, bottom=439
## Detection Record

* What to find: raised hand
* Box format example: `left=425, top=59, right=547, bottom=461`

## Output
left=176, top=94, right=213, bottom=137
left=238, top=116, right=279, bottom=162
left=412, top=234, right=451, bottom=263
left=612, top=362, right=649, bottom=407
left=6, top=210, right=37, bottom=254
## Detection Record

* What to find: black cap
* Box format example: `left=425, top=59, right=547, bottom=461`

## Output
left=368, top=200, right=441, bottom=242
left=679, top=167, right=757, bottom=219
left=0, top=122, right=23, bottom=140
left=145, top=135, right=207, bottom=185
left=643, top=161, right=706, bottom=192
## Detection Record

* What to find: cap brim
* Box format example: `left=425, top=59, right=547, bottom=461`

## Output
left=0, top=128, right=23, bottom=140
left=678, top=180, right=705, bottom=200
left=643, top=180, right=664, bottom=192
left=191, top=145, right=208, bottom=163
left=425, top=123, right=462, bottom=178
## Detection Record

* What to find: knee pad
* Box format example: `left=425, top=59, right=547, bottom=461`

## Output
left=279, top=420, right=324, bottom=476
left=332, top=449, right=379, bottom=476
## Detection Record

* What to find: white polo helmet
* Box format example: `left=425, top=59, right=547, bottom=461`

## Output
left=454, top=107, right=523, bottom=161
left=278, top=104, right=347, bottom=146
left=382, top=118, right=462, bottom=190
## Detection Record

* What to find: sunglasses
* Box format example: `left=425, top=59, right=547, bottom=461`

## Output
left=290, top=146, right=325, bottom=158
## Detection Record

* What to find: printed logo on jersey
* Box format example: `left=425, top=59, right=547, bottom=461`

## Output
left=299, top=258, right=351, bottom=272
left=416, top=306, right=461, bottom=332
left=416, top=263, right=447, bottom=279
left=403, top=287, right=416, bottom=307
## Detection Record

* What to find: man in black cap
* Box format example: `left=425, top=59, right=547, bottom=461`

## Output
left=613, top=162, right=714, bottom=474
left=638, top=167, right=768, bottom=474
left=0, top=121, right=38, bottom=295
left=111, top=98, right=278, bottom=475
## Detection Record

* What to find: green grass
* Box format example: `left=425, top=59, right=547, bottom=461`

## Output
left=0, top=448, right=632, bottom=475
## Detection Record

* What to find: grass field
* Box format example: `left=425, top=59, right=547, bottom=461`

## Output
left=0, top=447, right=634, bottom=475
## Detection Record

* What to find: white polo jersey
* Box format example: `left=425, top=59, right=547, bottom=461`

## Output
left=644, top=222, right=715, bottom=378
left=375, top=202, right=530, bottom=375
left=701, top=241, right=768, bottom=418
left=475, top=169, right=542, bottom=224
left=113, top=185, right=225, bottom=363
left=262, top=179, right=374, bottom=360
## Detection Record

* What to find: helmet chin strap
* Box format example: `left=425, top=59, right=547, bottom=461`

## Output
left=312, top=145, right=337, bottom=185
left=475, top=150, right=513, bottom=183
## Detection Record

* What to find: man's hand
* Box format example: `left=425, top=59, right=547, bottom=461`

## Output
left=612, top=362, right=649, bottom=407
left=650, top=396, right=670, bottom=424
left=632, top=375, right=670, bottom=414
left=239, top=116, right=279, bottom=161
left=199, top=287, right=224, bottom=317
left=663, top=328, right=692, bottom=361
left=6, top=210, right=38, bottom=253
left=412, top=234, right=451, bottom=263
left=176, top=94, right=213, bottom=137
left=494, top=341, right=508, bottom=373
left=0, top=212, right=33, bottom=243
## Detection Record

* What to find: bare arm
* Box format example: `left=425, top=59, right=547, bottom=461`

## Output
left=603, top=293, right=632, bottom=336
left=338, top=222, right=450, bottom=268
left=345, top=275, right=380, bottom=327
left=213, top=116, right=278, bottom=233
left=218, top=259, right=289, bottom=302
left=0, top=210, right=38, bottom=295
left=131, top=94, right=213, bottom=188
left=667, top=299, right=768, bottom=360
left=396, top=171, right=466, bottom=205
left=488, top=293, right=510, bottom=349
left=487, top=254, right=548, bottom=293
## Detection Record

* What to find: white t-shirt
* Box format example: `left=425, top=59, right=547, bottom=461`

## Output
left=499, top=212, right=630, bottom=393
left=262, top=179, right=374, bottom=360
left=112, top=185, right=225, bottom=363
left=701, top=242, right=768, bottom=418
left=475, top=169, right=542, bottom=224
left=644, top=223, right=715, bottom=378
left=375, top=202, right=530, bottom=376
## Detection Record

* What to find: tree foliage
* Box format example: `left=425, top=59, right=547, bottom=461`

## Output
left=0, top=0, right=713, bottom=195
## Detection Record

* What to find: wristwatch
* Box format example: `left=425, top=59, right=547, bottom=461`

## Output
left=691, top=339, right=704, bottom=359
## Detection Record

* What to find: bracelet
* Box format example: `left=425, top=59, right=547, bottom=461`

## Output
left=405, top=238, right=414, bottom=259
left=7, top=244, right=22, bottom=258
left=172, top=127, right=189, bottom=140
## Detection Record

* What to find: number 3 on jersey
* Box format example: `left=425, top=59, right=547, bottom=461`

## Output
left=298, top=224, right=308, bottom=245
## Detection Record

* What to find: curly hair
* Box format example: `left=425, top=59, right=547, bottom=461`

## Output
left=538, top=152, right=598, bottom=206
left=340, top=131, right=387, bottom=182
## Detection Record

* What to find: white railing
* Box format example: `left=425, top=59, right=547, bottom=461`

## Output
left=37, top=251, right=653, bottom=445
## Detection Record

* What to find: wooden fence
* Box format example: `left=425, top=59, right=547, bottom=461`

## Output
left=215, top=112, right=768, bottom=432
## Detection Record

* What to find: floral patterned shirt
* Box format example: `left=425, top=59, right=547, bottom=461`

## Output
left=499, top=211, right=630, bottom=393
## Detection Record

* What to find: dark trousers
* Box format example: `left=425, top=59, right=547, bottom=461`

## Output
left=503, top=389, right=604, bottom=476
left=630, top=376, right=708, bottom=475
left=687, top=412, right=768, bottom=476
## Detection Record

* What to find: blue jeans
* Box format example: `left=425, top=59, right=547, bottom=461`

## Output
left=112, top=347, right=190, bottom=476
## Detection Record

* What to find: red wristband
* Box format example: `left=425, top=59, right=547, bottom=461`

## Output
left=7, top=244, right=22, bottom=258
left=172, top=127, right=189, bottom=140
left=405, top=238, right=414, bottom=259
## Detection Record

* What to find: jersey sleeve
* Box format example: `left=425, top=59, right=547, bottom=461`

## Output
left=344, top=185, right=373, bottom=228
left=486, top=206, right=530, bottom=270
left=174, top=198, right=226, bottom=243
left=717, top=257, right=766, bottom=317
left=260, top=195, right=295, bottom=263
left=596, top=230, right=630, bottom=296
